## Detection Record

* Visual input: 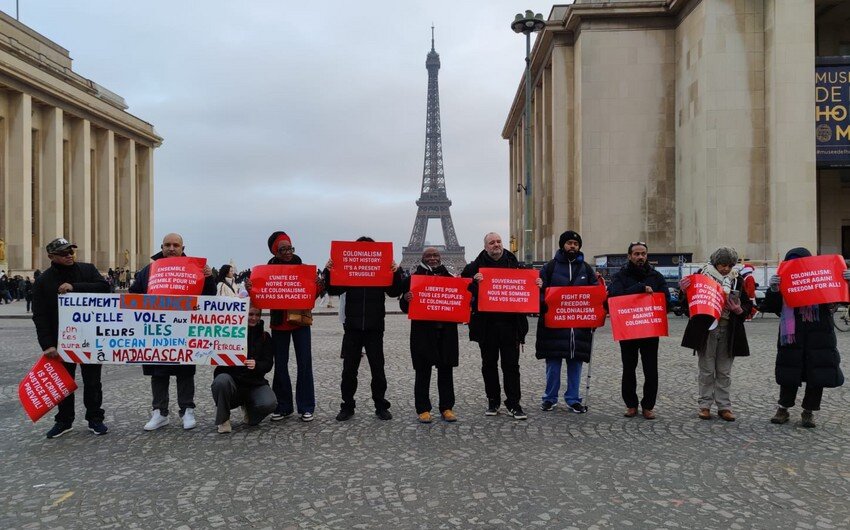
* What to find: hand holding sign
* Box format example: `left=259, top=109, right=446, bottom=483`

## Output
left=777, top=255, right=849, bottom=307
left=19, top=356, right=78, bottom=422
left=148, top=257, right=207, bottom=295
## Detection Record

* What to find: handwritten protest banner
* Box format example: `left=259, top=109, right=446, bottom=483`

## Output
left=147, top=257, right=207, bottom=295
left=543, top=284, right=607, bottom=328
left=57, top=293, right=248, bottom=366
left=608, top=293, right=668, bottom=341
left=778, top=254, right=849, bottom=308
left=329, top=241, right=394, bottom=287
left=685, top=275, right=726, bottom=320
left=250, top=264, right=317, bottom=310
left=18, top=356, right=78, bottom=422
left=407, top=275, right=472, bottom=323
left=477, top=268, right=539, bottom=313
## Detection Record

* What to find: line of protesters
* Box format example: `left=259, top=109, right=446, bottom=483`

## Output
left=31, top=229, right=847, bottom=438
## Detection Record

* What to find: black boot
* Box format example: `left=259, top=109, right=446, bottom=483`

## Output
left=770, top=407, right=789, bottom=424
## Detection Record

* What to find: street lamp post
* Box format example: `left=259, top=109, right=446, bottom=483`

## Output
left=512, top=10, right=545, bottom=267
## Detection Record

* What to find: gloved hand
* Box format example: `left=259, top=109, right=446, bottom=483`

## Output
left=679, top=276, right=691, bottom=290
left=843, top=269, right=850, bottom=282
left=769, top=274, right=781, bottom=292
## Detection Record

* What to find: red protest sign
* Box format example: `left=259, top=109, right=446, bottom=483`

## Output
left=19, top=356, right=78, bottom=422
left=408, top=275, right=472, bottom=323
left=477, top=268, right=539, bottom=313
left=685, top=275, right=726, bottom=320
left=250, top=264, right=317, bottom=310
left=543, top=284, right=607, bottom=328
left=329, top=241, right=394, bottom=287
left=778, top=254, right=849, bottom=308
left=147, top=257, right=207, bottom=295
left=608, top=293, right=668, bottom=341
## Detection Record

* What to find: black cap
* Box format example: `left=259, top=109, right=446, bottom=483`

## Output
left=46, top=238, right=77, bottom=254
left=558, top=230, right=582, bottom=249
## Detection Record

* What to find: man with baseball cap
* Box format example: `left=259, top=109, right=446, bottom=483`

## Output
left=32, top=238, right=110, bottom=438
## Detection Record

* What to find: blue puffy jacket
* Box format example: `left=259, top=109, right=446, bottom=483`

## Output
left=535, top=250, right=598, bottom=362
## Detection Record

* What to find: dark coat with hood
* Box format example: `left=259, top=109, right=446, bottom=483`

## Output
left=130, top=251, right=217, bottom=377
left=760, top=247, right=844, bottom=389
left=324, top=267, right=404, bottom=332
left=535, top=249, right=598, bottom=362
left=681, top=273, right=752, bottom=357
left=32, top=261, right=109, bottom=350
left=399, top=263, right=460, bottom=370
left=213, top=319, right=274, bottom=387
left=460, top=248, right=529, bottom=344
left=608, top=260, right=671, bottom=303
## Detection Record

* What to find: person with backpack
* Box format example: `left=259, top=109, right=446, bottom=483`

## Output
left=536, top=231, right=599, bottom=413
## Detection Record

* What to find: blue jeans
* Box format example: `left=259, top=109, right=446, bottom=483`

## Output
left=542, top=358, right=583, bottom=405
left=272, top=326, right=315, bottom=414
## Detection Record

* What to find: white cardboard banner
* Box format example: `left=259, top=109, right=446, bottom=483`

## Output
left=57, top=293, right=248, bottom=366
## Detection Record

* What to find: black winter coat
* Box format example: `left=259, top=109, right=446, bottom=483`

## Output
left=213, top=320, right=274, bottom=387
left=32, top=262, right=110, bottom=350
left=681, top=273, right=752, bottom=357
left=535, top=250, right=598, bottom=362
left=761, top=289, right=844, bottom=388
left=460, top=249, right=529, bottom=344
left=130, top=251, right=217, bottom=377
left=399, top=264, right=460, bottom=369
left=324, top=267, right=404, bottom=332
left=608, top=261, right=671, bottom=305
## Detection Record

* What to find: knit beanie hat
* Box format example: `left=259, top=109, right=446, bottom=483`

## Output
left=558, top=230, right=582, bottom=249
left=784, top=247, right=811, bottom=261
left=267, top=231, right=292, bottom=254
left=709, top=247, right=739, bottom=267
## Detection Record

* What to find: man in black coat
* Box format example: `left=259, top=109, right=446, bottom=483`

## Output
left=32, top=238, right=110, bottom=438
left=130, top=233, right=216, bottom=431
left=324, top=236, right=404, bottom=421
left=461, top=232, right=535, bottom=420
left=608, top=242, right=670, bottom=420
left=400, top=247, right=459, bottom=423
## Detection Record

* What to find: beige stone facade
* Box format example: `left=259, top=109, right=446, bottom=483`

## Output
left=0, top=12, right=161, bottom=276
left=504, top=0, right=850, bottom=264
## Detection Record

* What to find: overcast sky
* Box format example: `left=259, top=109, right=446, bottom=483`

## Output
left=5, top=0, right=557, bottom=270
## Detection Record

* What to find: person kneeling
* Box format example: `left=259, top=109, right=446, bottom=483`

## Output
left=211, top=306, right=277, bottom=433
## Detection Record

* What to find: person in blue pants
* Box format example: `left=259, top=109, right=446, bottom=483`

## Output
left=536, top=231, right=599, bottom=413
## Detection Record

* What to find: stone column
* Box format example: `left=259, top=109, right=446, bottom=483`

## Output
left=94, top=128, right=116, bottom=269
left=765, top=0, right=816, bottom=259
left=7, top=91, right=32, bottom=272
left=40, top=106, right=63, bottom=272
left=136, top=144, right=154, bottom=263
left=69, top=117, right=92, bottom=263
left=117, top=138, right=137, bottom=272
left=550, top=41, right=575, bottom=245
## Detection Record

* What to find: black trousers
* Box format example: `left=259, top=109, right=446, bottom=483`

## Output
left=620, top=337, right=659, bottom=410
left=779, top=384, right=824, bottom=411
left=340, top=329, right=390, bottom=412
left=55, top=362, right=104, bottom=425
left=478, top=325, right=521, bottom=410
left=414, top=366, right=455, bottom=414
left=151, top=374, right=195, bottom=416
left=211, top=374, right=277, bottom=425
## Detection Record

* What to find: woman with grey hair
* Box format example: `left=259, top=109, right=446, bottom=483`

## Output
left=680, top=247, right=752, bottom=421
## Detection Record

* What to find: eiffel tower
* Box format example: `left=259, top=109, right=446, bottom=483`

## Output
left=401, top=28, right=466, bottom=274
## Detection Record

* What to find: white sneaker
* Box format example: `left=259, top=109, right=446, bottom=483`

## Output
left=144, top=410, right=169, bottom=431
left=182, top=408, right=196, bottom=430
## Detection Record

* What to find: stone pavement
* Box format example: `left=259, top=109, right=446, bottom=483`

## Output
left=1, top=310, right=848, bottom=529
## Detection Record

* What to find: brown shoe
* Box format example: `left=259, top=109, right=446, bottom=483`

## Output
left=418, top=411, right=432, bottom=423
left=441, top=409, right=457, bottom=422
left=718, top=409, right=736, bottom=422
left=698, top=408, right=711, bottom=420
left=624, top=407, right=638, bottom=417
left=642, top=409, right=656, bottom=420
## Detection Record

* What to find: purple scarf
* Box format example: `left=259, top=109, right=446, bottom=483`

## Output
left=779, top=304, right=819, bottom=345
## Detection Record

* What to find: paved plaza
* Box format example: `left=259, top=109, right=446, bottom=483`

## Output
left=1, top=304, right=849, bottom=529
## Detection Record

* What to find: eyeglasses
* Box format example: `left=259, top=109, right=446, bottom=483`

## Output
left=277, top=246, right=295, bottom=253
left=629, top=241, right=647, bottom=247
left=51, top=250, right=75, bottom=257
